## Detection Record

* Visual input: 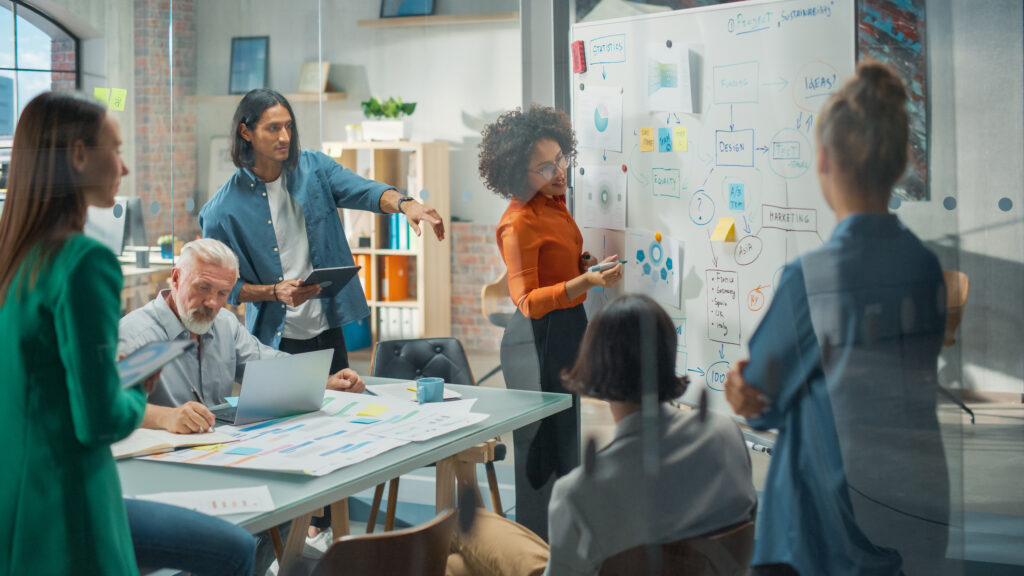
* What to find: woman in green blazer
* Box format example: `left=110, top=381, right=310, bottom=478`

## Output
left=0, top=92, right=146, bottom=575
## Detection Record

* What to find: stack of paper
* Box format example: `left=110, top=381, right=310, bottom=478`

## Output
left=112, top=428, right=237, bottom=459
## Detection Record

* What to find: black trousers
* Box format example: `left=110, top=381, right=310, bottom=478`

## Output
left=500, top=305, right=587, bottom=541
left=279, top=326, right=349, bottom=373
left=279, top=326, right=348, bottom=530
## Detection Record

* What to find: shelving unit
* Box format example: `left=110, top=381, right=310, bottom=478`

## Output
left=325, top=140, right=451, bottom=343
left=356, top=12, right=518, bottom=28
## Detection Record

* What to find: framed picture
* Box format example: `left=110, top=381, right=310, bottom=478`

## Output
left=297, top=62, right=330, bottom=94
left=229, top=36, right=269, bottom=95
left=380, top=0, right=434, bottom=18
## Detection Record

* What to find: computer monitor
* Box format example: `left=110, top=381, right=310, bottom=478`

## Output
left=83, top=196, right=147, bottom=255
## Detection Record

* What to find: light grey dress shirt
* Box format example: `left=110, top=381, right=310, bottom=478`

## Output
left=118, top=290, right=286, bottom=407
left=545, top=405, right=758, bottom=576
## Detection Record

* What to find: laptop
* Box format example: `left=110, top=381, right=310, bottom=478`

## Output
left=212, top=349, right=333, bottom=425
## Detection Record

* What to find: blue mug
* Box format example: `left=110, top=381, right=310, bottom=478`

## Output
left=416, top=377, right=444, bottom=404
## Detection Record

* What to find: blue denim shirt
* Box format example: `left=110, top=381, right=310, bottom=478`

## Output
left=199, top=149, right=392, bottom=348
left=744, top=214, right=946, bottom=575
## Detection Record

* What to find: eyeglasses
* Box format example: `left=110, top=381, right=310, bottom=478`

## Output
left=528, top=154, right=569, bottom=181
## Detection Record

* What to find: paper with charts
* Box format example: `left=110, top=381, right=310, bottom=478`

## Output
left=575, top=85, right=623, bottom=152
left=136, top=485, right=275, bottom=517
left=577, top=164, right=627, bottom=230
left=140, top=390, right=487, bottom=477
left=625, top=229, right=683, bottom=309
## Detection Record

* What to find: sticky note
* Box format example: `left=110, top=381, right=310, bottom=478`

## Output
left=350, top=417, right=381, bottom=425
left=93, top=88, right=110, bottom=106
left=225, top=446, right=262, bottom=456
left=657, top=127, right=673, bottom=152
left=193, top=443, right=228, bottom=451
left=357, top=404, right=388, bottom=418
left=711, top=217, right=736, bottom=242
left=225, top=396, right=239, bottom=407
left=640, top=127, right=655, bottom=152
left=109, top=88, right=127, bottom=111
left=673, top=126, right=688, bottom=151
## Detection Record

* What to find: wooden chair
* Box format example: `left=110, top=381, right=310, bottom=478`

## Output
left=940, top=270, right=975, bottom=423
left=477, top=271, right=513, bottom=385
left=942, top=270, right=970, bottom=347
left=366, top=337, right=507, bottom=533
left=599, top=521, right=755, bottom=576
left=312, top=509, right=456, bottom=576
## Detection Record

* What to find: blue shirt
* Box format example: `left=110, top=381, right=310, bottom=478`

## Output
left=745, top=214, right=947, bottom=575
left=118, top=291, right=286, bottom=407
left=199, top=150, right=392, bottom=347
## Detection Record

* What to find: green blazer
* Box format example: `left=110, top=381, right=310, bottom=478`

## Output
left=1, top=234, right=145, bottom=575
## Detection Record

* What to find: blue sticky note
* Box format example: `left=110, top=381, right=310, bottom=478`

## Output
left=350, top=417, right=381, bottom=425
left=225, top=446, right=261, bottom=456
left=225, top=396, right=239, bottom=407
left=658, top=127, right=673, bottom=152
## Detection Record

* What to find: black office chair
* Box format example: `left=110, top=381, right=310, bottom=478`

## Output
left=367, top=338, right=508, bottom=532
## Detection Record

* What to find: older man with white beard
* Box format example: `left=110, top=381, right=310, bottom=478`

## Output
left=119, top=238, right=365, bottom=434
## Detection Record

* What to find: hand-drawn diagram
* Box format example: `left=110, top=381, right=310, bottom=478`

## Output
left=578, top=164, right=627, bottom=230
left=626, top=229, right=683, bottom=308
left=571, top=0, right=854, bottom=411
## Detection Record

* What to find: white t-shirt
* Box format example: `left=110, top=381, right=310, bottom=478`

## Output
left=265, top=174, right=329, bottom=340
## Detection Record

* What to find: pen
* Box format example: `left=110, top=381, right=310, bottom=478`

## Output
left=190, top=385, right=209, bottom=433
left=589, top=260, right=628, bottom=272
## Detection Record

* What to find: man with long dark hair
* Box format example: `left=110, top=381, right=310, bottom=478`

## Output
left=201, top=88, right=445, bottom=374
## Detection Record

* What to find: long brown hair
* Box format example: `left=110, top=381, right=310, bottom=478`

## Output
left=816, top=59, right=909, bottom=198
left=0, top=91, right=107, bottom=304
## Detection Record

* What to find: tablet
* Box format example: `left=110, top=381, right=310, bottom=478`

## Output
left=119, top=340, right=196, bottom=389
left=302, top=265, right=361, bottom=299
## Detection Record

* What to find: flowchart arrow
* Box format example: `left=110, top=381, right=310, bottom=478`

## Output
left=742, top=215, right=752, bottom=234
left=729, top=105, right=735, bottom=131
left=719, top=344, right=725, bottom=359
left=603, top=149, right=607, bottom=161
left=762, top=76, right=788, bottom=91
left=707, top=229, right=719, bottom=267
left=688, top=367, right=706, bottom=377
left=756, top=145, right=770, bottom=155
left=602, top=65, right=607, bottom=80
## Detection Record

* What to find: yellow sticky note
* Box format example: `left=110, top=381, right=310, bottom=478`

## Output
left=640, top=127, right=655, bottom=152
left=673, top=126, right=688, bottom=152
left=357, top=404, right=389, bottom=418
left=193, top=443, right=227, bottom=451
left=710, top=217, right=736, bottom=242
left=93, top=87, right=110, bottom=106
left=109, top=88, right=127, bottom=111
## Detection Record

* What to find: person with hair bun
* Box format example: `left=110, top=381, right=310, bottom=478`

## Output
left=726, top=61, right=950, bottom=575
left=479, top=105, right=623, bottom=539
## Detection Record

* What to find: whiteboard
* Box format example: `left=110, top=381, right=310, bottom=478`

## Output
left=571, top=0, right=855, bottom=411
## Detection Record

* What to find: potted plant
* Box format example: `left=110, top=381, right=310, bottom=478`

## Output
left=157, top=235, right=178, bottom=259
left=360, top=96, right=416, bottom=141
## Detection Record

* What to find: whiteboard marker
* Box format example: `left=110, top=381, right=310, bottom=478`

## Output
left=589, top=260, right=627, bottom=272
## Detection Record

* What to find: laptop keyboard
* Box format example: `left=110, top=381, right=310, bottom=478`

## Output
left=211, top=404, right=237, bottom=424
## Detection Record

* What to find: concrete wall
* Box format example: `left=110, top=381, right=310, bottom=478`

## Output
left=897, top=0, right=1024, bottom=394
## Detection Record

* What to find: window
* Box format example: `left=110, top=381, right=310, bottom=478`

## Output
left=0, top=0, right=78, bottom=162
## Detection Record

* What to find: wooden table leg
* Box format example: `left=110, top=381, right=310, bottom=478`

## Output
left=455, top=460, right=484, bottom=508
left=279, top=512, right=314, bottom=568
left=330, top=499, right=350, bottom=540
left=435, top=455, right=457, bottom=513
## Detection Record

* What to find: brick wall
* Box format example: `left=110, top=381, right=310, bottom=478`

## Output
left=50, top=38, right=76, bottom=91
left=134, top=0, right=198, bottom=243
left=450, top=222, right=508, bottom=351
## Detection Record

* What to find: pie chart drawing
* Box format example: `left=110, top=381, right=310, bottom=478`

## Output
left=593, top=104, right=610, bottom=132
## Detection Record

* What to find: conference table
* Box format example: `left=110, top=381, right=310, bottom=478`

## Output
left=118, top=378, right=571, bottom=564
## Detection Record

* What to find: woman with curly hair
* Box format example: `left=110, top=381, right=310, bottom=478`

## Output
left=479, top=105, right=623, bottom=539
left=446, top=294, right=758, bottom=575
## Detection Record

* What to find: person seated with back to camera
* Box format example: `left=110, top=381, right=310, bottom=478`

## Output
left=118, top=237, right=366, bottom=435
left=445, top=294, right=758, bottom=576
